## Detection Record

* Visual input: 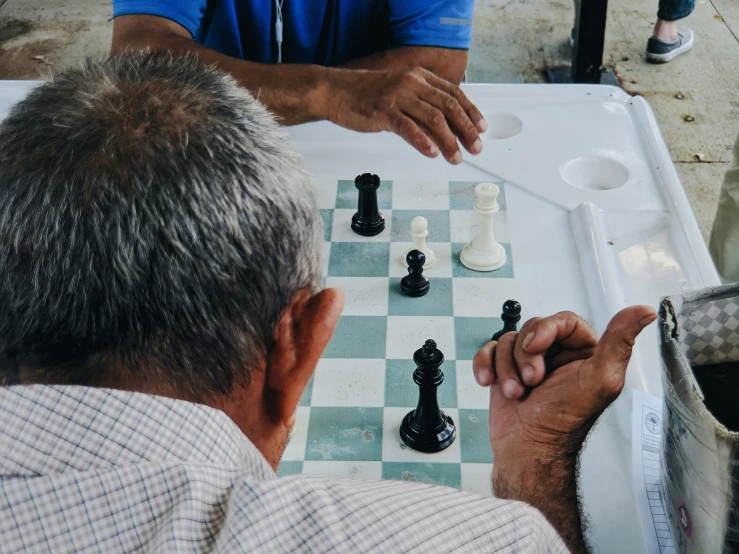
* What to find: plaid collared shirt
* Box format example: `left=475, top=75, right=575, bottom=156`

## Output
left=0, top=385, right=567, bottom=553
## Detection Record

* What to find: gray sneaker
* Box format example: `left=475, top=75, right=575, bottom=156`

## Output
left=646, top=27, right=694, bottom=63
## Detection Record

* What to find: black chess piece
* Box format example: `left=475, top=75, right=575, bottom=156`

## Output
left=351, top=173, right=385, bottom=236
left=401, top=250, right=430, bottom=297
left=492, top=299, right=522, bottom=341
left=400, top=339, right=456, bottom=453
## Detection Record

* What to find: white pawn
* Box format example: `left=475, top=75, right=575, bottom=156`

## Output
left=460, top=183, right=506, bottom=271
left=405, top=216, right=435, bottom=268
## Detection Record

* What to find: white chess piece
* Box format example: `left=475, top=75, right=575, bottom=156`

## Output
left=460, top=183, right=506, bottom=271
left=405, top=216, right=435, bottom=268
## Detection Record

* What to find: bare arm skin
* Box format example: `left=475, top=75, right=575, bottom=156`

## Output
left=111, top=15, right=484, bottom=164
left=338, top=46, right=468, bottom=85
left=472, top=307, right=657, bottom=553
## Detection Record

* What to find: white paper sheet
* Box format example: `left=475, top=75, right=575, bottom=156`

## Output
left=631, top=389, right=677, bottom=553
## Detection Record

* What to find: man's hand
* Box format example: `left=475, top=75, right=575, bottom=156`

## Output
left=472, top=306, right=657, bottom=553
left=113, top=17, right=486, bottom=165
left=323, top=67, right=487, bottom=164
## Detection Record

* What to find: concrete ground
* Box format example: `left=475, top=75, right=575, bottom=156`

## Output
left=0, top=0, right=737, bottom=244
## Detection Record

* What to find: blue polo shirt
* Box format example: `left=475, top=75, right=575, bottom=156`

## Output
left=112, top=0, right=474, bottom=66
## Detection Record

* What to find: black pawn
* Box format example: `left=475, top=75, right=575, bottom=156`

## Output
left=492, top=299, right=522, bottom=341
left=351, top=173, right=385, bottom=237
left=400, top=339, right=456, bottom=453
left=401, top=250, right=430, bottom=297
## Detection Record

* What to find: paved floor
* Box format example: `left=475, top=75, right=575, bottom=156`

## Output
left=0, top=0, right=736, bottom=244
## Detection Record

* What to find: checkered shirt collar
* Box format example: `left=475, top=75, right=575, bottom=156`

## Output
left=0, top=385, right=275, bottom=480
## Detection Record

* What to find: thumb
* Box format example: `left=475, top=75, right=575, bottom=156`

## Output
left=590, top=305, right=657, bottom=393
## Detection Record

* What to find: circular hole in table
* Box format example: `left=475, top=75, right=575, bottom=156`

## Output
left=483, top=112, right=523, bottom=140
left=560, top=154, right=630, bottom=191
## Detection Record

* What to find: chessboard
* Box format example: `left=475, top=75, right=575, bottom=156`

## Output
left=278, top=176, right=516, bottom=497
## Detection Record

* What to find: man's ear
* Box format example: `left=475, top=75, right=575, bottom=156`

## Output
left=266, top=287, right=344, bottom=424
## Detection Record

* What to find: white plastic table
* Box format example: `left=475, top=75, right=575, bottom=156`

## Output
left=292, top=84, right=718, bottom=554
left=0, top=81, right=719, bottom=553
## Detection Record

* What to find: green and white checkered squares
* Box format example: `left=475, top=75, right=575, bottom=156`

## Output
left=301, top=178, right=514, bottom=494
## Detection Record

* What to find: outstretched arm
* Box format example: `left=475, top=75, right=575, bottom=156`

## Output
left=472, top=307, right=657, bottom=553
left=111, top=15, right=484, bottom=164
left=338, top=46, right=468, bottom=85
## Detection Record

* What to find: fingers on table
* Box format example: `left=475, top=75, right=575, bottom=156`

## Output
left=387, top=112, right=440, bottom=159
left=402, top=100, right=463, bottom=164
left=426, top=72, right=488, bottom=135
left=405, top=70, right=487, bottom=163
left=417, top=86, right=481, bottom=157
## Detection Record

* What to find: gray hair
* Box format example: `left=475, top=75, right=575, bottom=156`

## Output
left=0, top=51, right=323, bottom=398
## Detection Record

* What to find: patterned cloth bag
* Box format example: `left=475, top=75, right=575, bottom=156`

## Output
left=658, top=284, right=739, bottom=553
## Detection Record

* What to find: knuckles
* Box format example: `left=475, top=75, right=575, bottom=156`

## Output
left=553, top=310, right=581, bottom=322
left=399, top=119, right=416, bottom=134
left=427, top=110, right=446, bottom=129
left=518, top=317, right=541, bottom=333
left=498, top=331, right=518, bottom=345
left=443, top=95, right=460, bottom=114
left=472, top=344, right=495, bottom=372
left=449, top=85, right=464, bottom=99
left=399, top=67, right=425, bottom=87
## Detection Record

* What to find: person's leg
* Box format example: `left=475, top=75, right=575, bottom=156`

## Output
left=656, top=0, right=695, bottom=25
left=653, top=19, right=678, bottom=42
left=646, top=0, right=695, bottom=62
left=654, top=0, right=695, bottom=39
left=710, top=133, right=739, bottom=283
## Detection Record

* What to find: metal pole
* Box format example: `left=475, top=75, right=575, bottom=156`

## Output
left=571, top=0, right=610, bottom=83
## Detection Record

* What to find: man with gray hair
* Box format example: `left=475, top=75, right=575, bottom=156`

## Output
left=0, top=52, right=655, bottom=553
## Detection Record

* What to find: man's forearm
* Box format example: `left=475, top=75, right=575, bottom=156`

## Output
left=113, top=29, right=340, bottom=125
left=111, top=16, right=485, bottom=163
left=493, top=450, right=588, bottom=554
left=113, top=33, right=467, bottom=122
left=338, top=46, right=468, bottom=85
